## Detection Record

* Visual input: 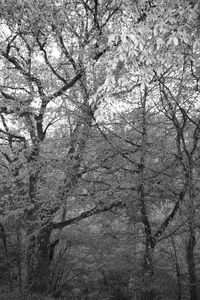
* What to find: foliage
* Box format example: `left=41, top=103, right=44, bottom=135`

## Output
left=0, top=0, right=200, bottom=299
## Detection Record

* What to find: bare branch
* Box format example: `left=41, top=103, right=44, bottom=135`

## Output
left=153, top=180, right=188, bottom=241
left=52, top=200, right=126, bottom=230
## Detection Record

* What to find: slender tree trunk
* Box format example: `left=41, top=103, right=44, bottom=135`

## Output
left=16, top=225, right=22, bottom=291
left=186, top=167, right=197, bottom=300
left=141, top=240, right=155, bottom=300
left=171, top=237, right=182, bottom=300
left=156, top=60, right=200, bottom=300
left=0, top=222, right=11, bottom=287
left=138, top=88, right=155, bottom=300
left=186, top=227, right=197, bottom=300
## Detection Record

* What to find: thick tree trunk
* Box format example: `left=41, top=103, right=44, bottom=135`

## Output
left=26, top=224, right=52, bottom=294
left=25, top=113, right=92, bottom=294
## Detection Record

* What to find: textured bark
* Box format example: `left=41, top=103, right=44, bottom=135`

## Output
left=16, top=225, right=22, bottom=291
left=141, top=240, right=155, bottom=300
left=138, top=88, right=155, bottom=300
left=53, top=200, right=126, bottom=230
left=25, top=105, right=93, bottom=294
left=186, top=226, right=197, bottom=300
left=171, top=238, right=182, bottom=300
left=141, top=288, right=154, bottom=300
left=25, top=200, right=126, bottom=294
left=0, top=222, right=11, bottom=286
left=186, top=167, right=198, bottom=300
left=26, top=225, right=52, bottom=294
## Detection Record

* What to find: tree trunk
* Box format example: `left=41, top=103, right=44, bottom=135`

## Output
left=171, top=237, right=182, bottom=300
left=0, top=222, right=11, bottom=287
left=25, top=115, right=91, bottom=294
left=141, top=239, right=155, bottom=300
left=186, top=226, right=197, bottom=300
left=16, top=225, right=22, bottom=291
left=138, top=87, right=155, bottom=300
left=26, top=224, right=52, bottom=294
left=185, top=166, right=198, bottom=300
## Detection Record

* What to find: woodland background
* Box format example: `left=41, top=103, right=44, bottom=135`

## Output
left=0, top=0, right=200, bottom=299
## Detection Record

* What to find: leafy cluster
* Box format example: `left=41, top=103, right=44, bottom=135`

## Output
left=0, top=1, right=200, bottom=299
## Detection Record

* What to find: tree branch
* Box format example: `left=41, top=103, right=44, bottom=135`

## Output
left=48, top=72, right=83, bottom=100
left=52, top=200, right=126, bottom=230
left=0, top=128, right=26, bottom=143
left=153, top=181, right=188, bottom=241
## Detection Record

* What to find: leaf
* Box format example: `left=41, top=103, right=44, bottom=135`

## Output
left=193, top=40, right=200, bottom=51
left=108, top=33, right=117, bottom=44
left=173, top=37, right=179, bottom=46
left=156, top=37, right=164, bottom=50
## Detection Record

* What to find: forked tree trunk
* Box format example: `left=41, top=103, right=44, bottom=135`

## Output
left=25, top=113, right=92, bottom=294
left=26, top=224, right=52, bottom=294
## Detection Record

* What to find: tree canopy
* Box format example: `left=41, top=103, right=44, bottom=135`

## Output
left=0, top=1, right=200, bottom=299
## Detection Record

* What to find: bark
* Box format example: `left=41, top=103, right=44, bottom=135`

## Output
left=138, top=88, right=155, bottom=300
left=52, top=200, right=126, bottom=230
left=25, top=200, right=126, bottom=294
left=16, top=225, right=22, bottom=291
left=171, top=237, right=182, bottom=300
left=141, top=239, right=155, bottom=300
left=186, top=167, right=198, bottom=300
left=0, top=222, right=8, bottom=260
left=26, top=224, right=52, bottom=294
left=186, top=229, right=197, bottom=300
left=0, top=222, right=11, bottom=286
left=25, top=142, right=45, bottom=293
left=25, top=103, right=93, bottom=294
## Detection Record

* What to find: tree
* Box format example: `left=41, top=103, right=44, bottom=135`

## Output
left=0, top=0, right=122, bottom=294
left=1, top=0, right=200, bottom=298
